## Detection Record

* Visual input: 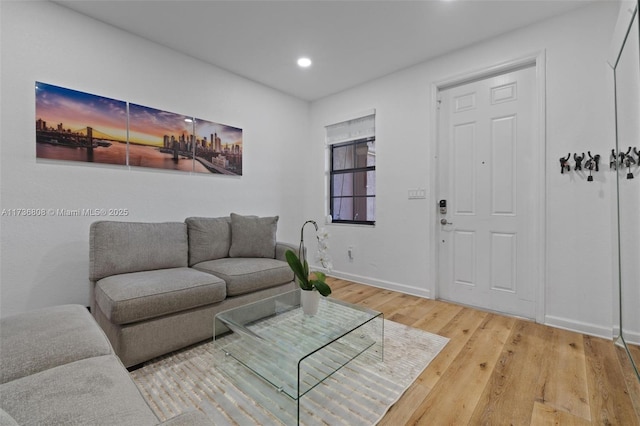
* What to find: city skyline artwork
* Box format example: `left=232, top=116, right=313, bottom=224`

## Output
left=35, top=81, right=243, bottom=175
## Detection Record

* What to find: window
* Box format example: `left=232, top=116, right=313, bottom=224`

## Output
left=327, top=113, right=375, bottom=225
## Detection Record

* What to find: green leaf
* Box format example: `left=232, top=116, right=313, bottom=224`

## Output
left=303, top=258, right=309, bottom=278
left=313, top=271, right=326, bottom=282
left=285, top=250, right=310, bottom=289
left=312, top=279, right=332, bottom=297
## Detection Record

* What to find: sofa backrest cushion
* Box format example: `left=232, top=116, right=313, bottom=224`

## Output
left=185, top=217, right=231, bottom=266
left=90, top=221, right=188, bottom=281
left=228, top=213, right=279, bottom=258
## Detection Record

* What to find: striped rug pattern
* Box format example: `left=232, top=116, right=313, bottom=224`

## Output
left=131, top=320, right=448, bottom=425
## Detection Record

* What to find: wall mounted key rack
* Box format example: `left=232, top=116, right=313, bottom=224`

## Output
left=611, top=146, right=640, bottom=179
left=560, top=151, right=602, bottom=182
left=560, top=148, right=638, bottom=181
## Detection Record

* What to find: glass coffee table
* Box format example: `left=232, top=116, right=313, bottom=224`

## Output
left=214, top=289, right=384, bottom=425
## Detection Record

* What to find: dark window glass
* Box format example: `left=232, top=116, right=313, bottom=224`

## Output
left=330, top=138, right=375, bottom=225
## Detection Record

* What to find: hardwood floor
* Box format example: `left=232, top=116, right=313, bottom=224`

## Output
left=327, top=277, right=640, bottom=425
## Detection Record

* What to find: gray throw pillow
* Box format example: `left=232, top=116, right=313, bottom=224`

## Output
left=229, top=213, right=278, bottom=258
left=185, top=217, right=231, bottom=265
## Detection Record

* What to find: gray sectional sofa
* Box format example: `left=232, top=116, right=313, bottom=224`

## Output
left=89, top=213, right=297, bottom=367
left=0, top=304, right=210, bottom=425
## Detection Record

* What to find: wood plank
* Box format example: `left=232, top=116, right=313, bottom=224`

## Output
left=469, top=320, right=551, bottom=424
left=403, top=313, right=516, bottom=425
left=378, top=293, right=436, bottom=321
left=324, top=278, right=639, bottom=425
left=615, top=343, right=640, bottom=420
left=531, top=401, right=591, bottom=426
left=378, top=308, right=491, bottom=426
left=584, top=335, right=640, bottom=425
left=327, top=277, right=362, bottom=296
left=535, top=327, right=591, bottom=421
left=411, top=300, right=464, bottom=334
left=331, top=282, right=380, bottom=305
left=355, top=288, right=403, bottom=312
left=628, top=342, right=640, bottom=366
left=416, top=307, right=488, bottom=390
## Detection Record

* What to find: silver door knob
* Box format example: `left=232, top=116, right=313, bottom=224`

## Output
left=440, top=218, right=452, bottom=225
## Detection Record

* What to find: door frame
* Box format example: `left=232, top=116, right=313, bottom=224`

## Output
left=429, top=51, right=547, bottom=324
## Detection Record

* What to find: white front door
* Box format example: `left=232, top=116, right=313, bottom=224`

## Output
left=437, top=66, right=539, bottom=319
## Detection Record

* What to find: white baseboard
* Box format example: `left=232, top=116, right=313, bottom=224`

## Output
left=328, top=270, right=432, bottom=299
left=608, top=326, right=639, bottom=346
left=545, top=315, right=613, bottom=340
left=620, top=329, right=640, bottom=346
left=326, top=272, right=618, bottom=341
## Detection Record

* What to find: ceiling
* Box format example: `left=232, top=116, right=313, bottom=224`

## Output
left=53, top=0, right=595, bottom=101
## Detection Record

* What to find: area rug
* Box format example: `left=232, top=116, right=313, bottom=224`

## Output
left=131, top=320, right=448, bottom=425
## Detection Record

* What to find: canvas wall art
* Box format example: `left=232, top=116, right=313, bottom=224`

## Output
left=35, top=82, right=243, bottom=176
left=128, top=103, right=197, bottom=173
left=194, top=118, right=243, bottom=175
left=35, top=82, right=127, bottom=165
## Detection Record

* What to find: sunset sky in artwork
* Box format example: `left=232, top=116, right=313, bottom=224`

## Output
left=128, top=104, right=193, bottom=147
left=36, top=82, right=243, bottom=149
left=35, top=82, right=127, bottom=141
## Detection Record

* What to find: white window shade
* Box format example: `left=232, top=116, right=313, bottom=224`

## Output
left=326, top=113, right=375, bottom=145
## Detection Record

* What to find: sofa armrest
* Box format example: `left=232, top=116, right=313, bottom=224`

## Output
left=275, top=242, right=298, bottom=261
left=158, top=410, right=211, bottom=425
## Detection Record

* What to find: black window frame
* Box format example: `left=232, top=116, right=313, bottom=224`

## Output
left=329, top=137, right=376, bottom=225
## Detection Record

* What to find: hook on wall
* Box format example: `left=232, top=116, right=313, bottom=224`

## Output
left=619, top=148, right=628, bottom=168
left=610, top=149, right=618, bottom=170
left=559, top=153, right=571, bottom=174
left=585, top=151, right=600, bottom=182
left=610, top=147, right=639, bottom=179
left=623, top=147, right=637, bottom=179
left=573, top=152, right=584, bottom=171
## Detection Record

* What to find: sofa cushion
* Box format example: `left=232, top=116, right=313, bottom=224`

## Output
left=185, top=216, right=231, bottom=266
left=90, top=221, right=189, bottom=281
left=0, top=355, right=159, bottom=426
left=0, top=408, right=18, bottom=426
left=0, top=305, right=113, bottom=384
left=228, top=213, right=278, bottom=258
left=193, top=258, right=293, bottom=297
left=95, top=267, right=226, bottom=325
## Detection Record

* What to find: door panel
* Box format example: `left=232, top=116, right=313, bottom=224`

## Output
left=453, top=122, right=477, bottom=214
left=438, top=66, right=538, bottom=319
left=453, top=230, right=476, bottom=286
left=491, top=115, right=517, bottom=215
left=490, top=232, right=516, bottom=292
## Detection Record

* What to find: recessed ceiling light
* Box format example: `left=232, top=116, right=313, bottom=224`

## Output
left=297, top=57, right=312, bottom=68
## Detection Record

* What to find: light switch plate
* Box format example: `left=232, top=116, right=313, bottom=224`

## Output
left=408, top=189, right=426, bottom=199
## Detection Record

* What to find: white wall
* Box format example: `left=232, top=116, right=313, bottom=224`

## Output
left=0, top=1, right=624, bottom=339
left=308, top=2, right=620, bottom=337
left=0, top=1, right=309, bottom=317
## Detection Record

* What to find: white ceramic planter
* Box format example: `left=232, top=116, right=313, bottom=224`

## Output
left=300, top=289, right=320, bottom=316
